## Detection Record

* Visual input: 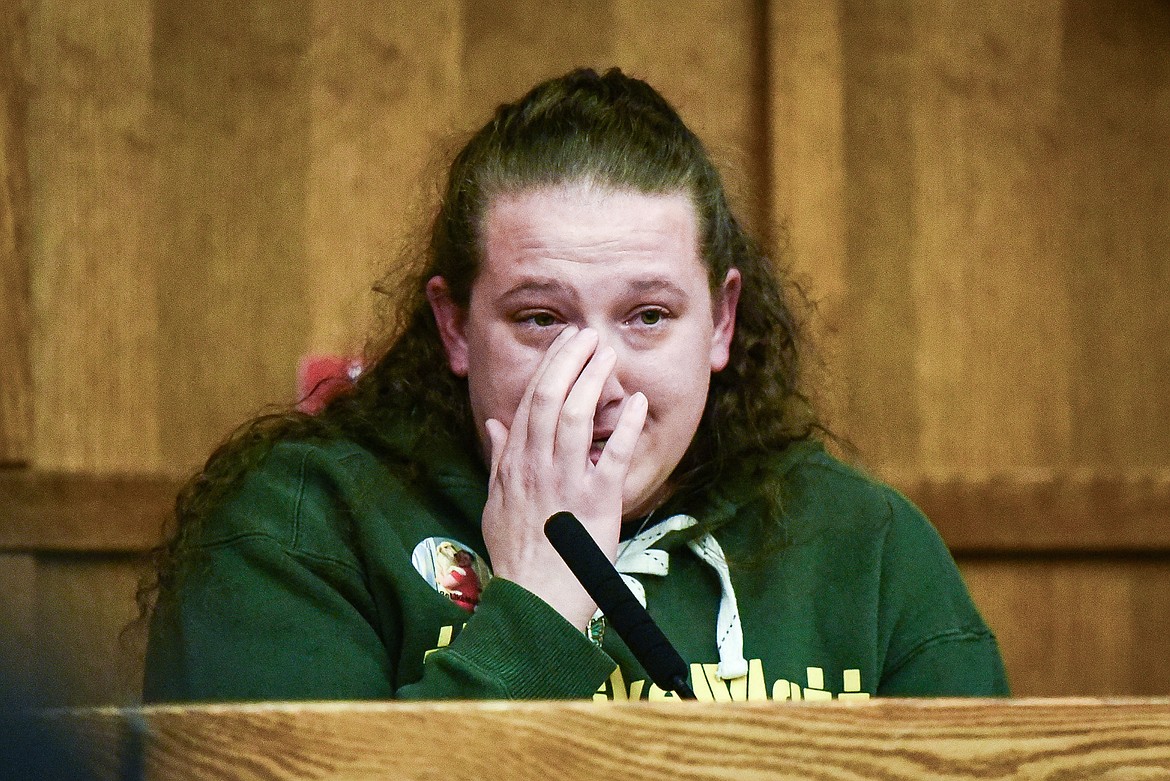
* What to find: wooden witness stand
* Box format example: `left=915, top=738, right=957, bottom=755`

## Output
left=57, top=698, right=1170, bottom=780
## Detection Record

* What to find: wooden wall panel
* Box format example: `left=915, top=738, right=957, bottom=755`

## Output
left=0, top=554, right=36, bottom=685
left=837, top=0, right=1076, bottom=475
left=961, top=558, right=1170, bottom=697
left=1061, top=1, right=1170, bottom=472
left=611, top=0, right=768, bottom=231
left=459, top=2, right=766, bottom=227
left=459, top=0, right=615, bottom=126
left=0, top=0, right=31, bottom=465
left=25, top=0, right=162, bottom=473
left=822, top=0, right=1169, bottom=482
left=2, top=0, right=1167, bottom=707
left=304, top=1, right=462, bottom=355
left=0, top=552, right=147, bottom=707
left=11, top=3, right=1167, bottom=480
left=0, top=471, right=173, bottom=552
left=767, top=0, right=847, bottom=310
left=766, top=0, right=849, bottom=428
left=151, top=0, right=313, bottom=472
left=908, top=470, right=1170, bottom=552
left=33, top=555, right=146, bottom=706
left=908, top=2, right=1073, bottom=478
left=837, top=0, right=923, bottom=471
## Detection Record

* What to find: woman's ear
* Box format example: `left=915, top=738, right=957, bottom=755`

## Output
left=709, top=268, right=742, bottom=373
left=426, top=276, right=470, bottom=377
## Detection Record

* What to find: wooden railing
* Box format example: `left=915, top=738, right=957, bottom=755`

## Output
left=6, top=469, right=1170, bottom=554
left=51, top=698, right=1170, bottom=780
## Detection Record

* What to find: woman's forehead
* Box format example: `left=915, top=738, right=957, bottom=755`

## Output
left=482, top=184, right=697, bottom=256
left=486, top=179, right=692, bottom=208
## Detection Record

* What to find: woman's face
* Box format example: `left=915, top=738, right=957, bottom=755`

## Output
left=431, top=181, right=739, bottom=521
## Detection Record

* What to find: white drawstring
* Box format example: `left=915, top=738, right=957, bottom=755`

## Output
left=594, top=514, right=748, bottom=680
left=684, top=531, right=748, bottom=679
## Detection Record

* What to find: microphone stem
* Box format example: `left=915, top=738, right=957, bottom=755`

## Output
left=671, top=675, right=697, bottom=700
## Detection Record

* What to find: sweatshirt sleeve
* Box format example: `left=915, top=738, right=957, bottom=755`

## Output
left=398, top=578, right=617, bottom=700
left=874, top=490, right=1011, bottom=697
left=143, top=443, right=615, bottom=702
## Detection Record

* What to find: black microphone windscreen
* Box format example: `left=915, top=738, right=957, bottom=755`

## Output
left=544, top=511, right=691, bottom=694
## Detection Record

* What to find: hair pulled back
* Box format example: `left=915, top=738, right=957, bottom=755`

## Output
left=145, top=68, right=818, bottom=614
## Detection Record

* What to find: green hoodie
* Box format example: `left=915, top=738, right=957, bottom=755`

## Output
left=144, top=433, right=1008, bottom=702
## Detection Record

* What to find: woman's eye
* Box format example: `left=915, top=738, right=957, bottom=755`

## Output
left=527, top=312, right=557, bottom=327
left=637, top=309, right=665, bottom=326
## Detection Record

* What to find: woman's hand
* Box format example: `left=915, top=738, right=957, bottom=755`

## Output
left=480, top=326, right=647, bottom=631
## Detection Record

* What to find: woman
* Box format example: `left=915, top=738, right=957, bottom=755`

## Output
left=143, top=68, right=1008, bottom=701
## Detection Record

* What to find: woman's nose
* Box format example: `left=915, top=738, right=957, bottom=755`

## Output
left=593, top=332, right=628, bottom=411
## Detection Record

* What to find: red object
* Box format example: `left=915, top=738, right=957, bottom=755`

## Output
left=438, top=556, right=483, bottom=612
left=297, top=354, right=363, bottom=414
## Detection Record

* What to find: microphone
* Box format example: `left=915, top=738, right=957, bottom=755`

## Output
left=544, top=511, right=696, bottom=699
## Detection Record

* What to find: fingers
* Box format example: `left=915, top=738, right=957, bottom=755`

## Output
left=508, top=325, right=583, bottom=453
left=595, top=391, right=647, bottom=476
left=553, top=344, right=616, bottom=460
left=495, top=324, right=643, bottom=494
left=484, top=418, right=508, bottom=482
left=523, top=327, right=599, bottom=454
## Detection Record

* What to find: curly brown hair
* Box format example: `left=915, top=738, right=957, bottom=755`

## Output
left=142, top=67, right=821, bottom=618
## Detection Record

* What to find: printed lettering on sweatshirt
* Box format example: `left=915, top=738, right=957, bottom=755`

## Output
left=423, top=625, right=869, bottom=701
left=591, top=660, right=871, bottom=702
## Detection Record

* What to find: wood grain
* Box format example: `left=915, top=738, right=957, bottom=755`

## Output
left=838, top=0, right=923, bottom=472
left=152, top=0, right=312, bottom=473
left=765, top=0, right=850, bottom=432
left=766, top=0, right=847, bottom=323
left=964, top=561, right=1170, bottom=696
left=25, top=0, right=163, bottom=473
left=908, top=1, right=1073, bottom=477
left=1060, top=1, right=1170, bottom=473
left=612, top=0, right=767, bottom=232
left=829, top=1, right=1170, bottom=482
left=2, top=469, right=1167, bottom=554
left=55, top=699, right=1170, bottom=781
left=459, top=0, right=615, bottom=127
left=0, top=470, right=174, bottom=552
left=34, top=554, right=148, bottom=706
left=901, top=470, right=1170, bottom=552
left=961, top=558, right=1170, bottom=697
left=304, top=1, right=461, bottom=355
left=0, top=0, right=31, bottom=465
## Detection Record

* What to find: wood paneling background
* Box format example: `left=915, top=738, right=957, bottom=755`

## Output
left=0, top=0, right=30, bottom=466
left=0, top=0, right=1167, bottom=704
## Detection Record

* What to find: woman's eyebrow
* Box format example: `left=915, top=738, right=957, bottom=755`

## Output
left=625, top=278, right=689, bottom=298
left=498, top=278, right=579, bottom=305
left=498, top=277, right=688, bottom=306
